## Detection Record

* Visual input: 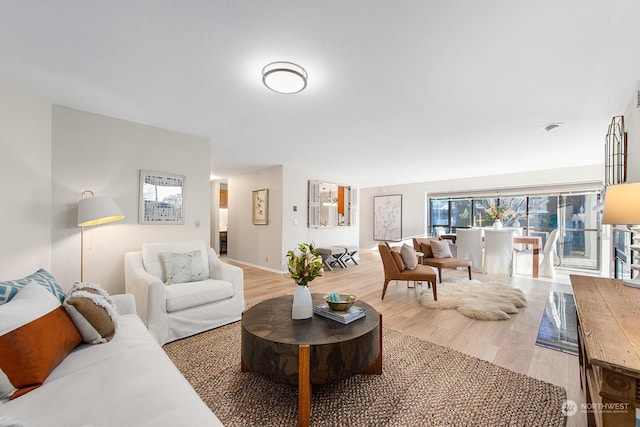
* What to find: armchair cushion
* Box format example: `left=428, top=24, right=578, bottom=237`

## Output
left=143, top=241, right=209, bottom=283
left=161, top=250, right=206, bottom=284
left=165, top=279, right=234, bottom=313
left=430, top=240, right=452, bottom=259
left=400, top=244, right=418, bottom=270
left=389, top=247, right=405, bottom=271
left=419, top=243, right=434, bottom=258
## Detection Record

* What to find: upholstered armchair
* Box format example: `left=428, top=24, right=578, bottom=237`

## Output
left=412, top=237, right=472, bottom=282
left=124, top=240, right=245, bottom=345
left=378, top=243, right=438, bottom=300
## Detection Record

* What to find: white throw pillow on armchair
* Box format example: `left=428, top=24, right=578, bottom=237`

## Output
left=431, top=240, right=453, bottom=258
left=142, top=240, right=210, bottom=282
left=400, top=244, right=419, bottom=270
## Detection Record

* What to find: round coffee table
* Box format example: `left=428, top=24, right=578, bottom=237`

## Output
left=241, top=293, right=382, bottom=426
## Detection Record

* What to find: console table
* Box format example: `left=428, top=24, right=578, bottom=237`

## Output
left=571, top=275, right=640, bottom=426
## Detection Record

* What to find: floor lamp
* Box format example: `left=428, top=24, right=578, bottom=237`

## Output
left=601, top=182, right=640, bottom=288
left=78, top=190, right=125, bottom=282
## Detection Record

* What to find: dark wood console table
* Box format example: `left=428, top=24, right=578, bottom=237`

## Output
left=571, top=275, right=640, bottom=426
left=240, top=294, right=382, bottom=427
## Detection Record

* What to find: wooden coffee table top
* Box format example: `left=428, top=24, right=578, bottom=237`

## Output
left=242, top=293, right=379, bottom=346
left=241, top=293, right=381, bottom=385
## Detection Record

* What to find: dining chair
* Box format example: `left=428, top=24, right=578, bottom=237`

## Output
left=456, top=228, right=484, bottom=273
left=435, top=226, right=447, bottom=237
left=516, top=229, right=560, bottom=277
left=483, top=229, right=515, bottom=276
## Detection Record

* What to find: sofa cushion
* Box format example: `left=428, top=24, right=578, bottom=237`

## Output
left=389, top=247, right=405, bottom=271
left=165, top=279, right=234, bottom=313
left=0, top=269, right=65, bottom=305
left=401, top=243, right=418, bottom=270
left=161, top=250, right=206, bottom=285
left=431, top=239, right=453, bottom=258
left=64, top=283, right=118, bottom=344
left=0, top=282, right=82, bottom=399
left=142, top=241, right=210, bottom=283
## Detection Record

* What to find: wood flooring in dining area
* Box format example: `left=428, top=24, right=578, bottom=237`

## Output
left=235, top=249, right=587, bottom=427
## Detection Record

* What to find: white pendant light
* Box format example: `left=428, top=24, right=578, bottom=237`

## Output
left=262, top=61, right=307, bottom=94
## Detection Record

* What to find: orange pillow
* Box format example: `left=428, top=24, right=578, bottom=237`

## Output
left=0, top=283, right=82, bottom=399
left=390, top=247, right=406, bottom=271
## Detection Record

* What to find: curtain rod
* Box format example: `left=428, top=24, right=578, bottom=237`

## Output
left=427, top=181, right=602, bottom=199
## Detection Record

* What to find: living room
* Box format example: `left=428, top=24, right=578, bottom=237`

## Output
left=2, top=2, right=640, bottom=426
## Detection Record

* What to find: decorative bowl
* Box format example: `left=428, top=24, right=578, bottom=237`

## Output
left=324, top=294, right=358, bottom=311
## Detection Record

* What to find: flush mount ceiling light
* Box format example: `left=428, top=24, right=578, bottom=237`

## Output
left=262, top=61, right=307, bottom=94
left=543, top=122, right=563, bottom=132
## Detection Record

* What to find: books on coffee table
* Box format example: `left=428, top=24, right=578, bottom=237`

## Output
left=313, top=303, right=366, bottom=324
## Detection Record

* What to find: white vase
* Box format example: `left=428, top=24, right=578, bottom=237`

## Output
left=493, top=220, right=503, bottom=229
left=292, top=284, right=313, bottom=319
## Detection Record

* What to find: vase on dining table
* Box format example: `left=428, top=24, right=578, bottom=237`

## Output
left=493, top=219, right=503, bottom=229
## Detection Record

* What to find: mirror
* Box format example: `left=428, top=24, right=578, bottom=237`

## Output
left=308, top=180, right=356, bottom=227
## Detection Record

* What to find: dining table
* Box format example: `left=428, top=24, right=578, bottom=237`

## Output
left=441, top=232, right=541, bottom=278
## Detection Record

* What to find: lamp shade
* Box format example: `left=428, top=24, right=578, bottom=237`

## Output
left=78, top=195, right=125, bottom=226
left=601, top=182, right=640, bottom=225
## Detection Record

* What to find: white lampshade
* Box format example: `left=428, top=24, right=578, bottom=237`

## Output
left=78, top=194, right=125, bottom=226
left=262, top=61, right=307, bottom=94
left=601, top=182, right=640, bottom=225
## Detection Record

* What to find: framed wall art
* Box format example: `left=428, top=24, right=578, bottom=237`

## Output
left=252, top=188, right=269, bottom=225
left=373, top=194, right=402, bottom=241
left=139, top=170, right=185, bottom=224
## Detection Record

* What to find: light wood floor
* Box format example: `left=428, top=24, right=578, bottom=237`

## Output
left=234, top=249, right=587, bottom=426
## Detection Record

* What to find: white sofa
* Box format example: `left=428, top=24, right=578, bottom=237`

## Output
left=0, top=294, right=223, bottom=427
left=124, top=240, right=245, bottom=345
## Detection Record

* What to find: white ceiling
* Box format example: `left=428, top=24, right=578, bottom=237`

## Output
left=1, top=1, right=639, bottom=188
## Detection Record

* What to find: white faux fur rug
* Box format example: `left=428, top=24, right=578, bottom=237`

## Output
left=418, top=280, right=527, bottom=320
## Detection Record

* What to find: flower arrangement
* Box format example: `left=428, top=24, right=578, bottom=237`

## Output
left=286, top=242, right=324, bottom=286
left=485, top=203, right=516, bottom=221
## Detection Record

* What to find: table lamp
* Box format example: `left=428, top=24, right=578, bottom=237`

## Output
left=601, top=182, right=640, bottom=287
left=78, top=190, right=125, bottom=281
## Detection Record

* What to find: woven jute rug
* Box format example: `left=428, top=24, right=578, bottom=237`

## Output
left=164, top=322, right=566, bottom=426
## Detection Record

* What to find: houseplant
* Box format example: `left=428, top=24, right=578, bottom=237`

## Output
left=286, top=242, right=323, bottom=319
left=485, top=203, right=516, bottom=229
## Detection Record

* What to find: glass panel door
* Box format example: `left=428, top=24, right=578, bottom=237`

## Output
left=559, top=193, right=600, bottom=269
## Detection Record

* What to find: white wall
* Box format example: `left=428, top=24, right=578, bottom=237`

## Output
left=359, top=164, right=603, bottom=250
left=0, top=83, right=52, bottom=280
left=210, top=179, right=221, bottom=254
left=51, top=106, right=211, bottom=293
left=624, top=88, right=640, bottom=182
left=228, top=165, right=359, bottom=273
left=228, top=166, right=284, bottom=272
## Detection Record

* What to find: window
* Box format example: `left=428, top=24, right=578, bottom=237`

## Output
left=427, top=187, right=601, bottom=272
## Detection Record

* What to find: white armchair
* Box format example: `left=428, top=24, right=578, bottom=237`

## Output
left=124, top=240, right=245, bottom=345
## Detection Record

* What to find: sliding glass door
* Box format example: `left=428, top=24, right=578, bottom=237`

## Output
left=427, top=189, right=601, bottom=272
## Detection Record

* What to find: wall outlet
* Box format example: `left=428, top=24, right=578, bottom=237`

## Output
left=194, top=219, right=201, bottom=228
left=293, top=218, right=299, bottom=225
left=265, top=256, right=269, bottom=262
